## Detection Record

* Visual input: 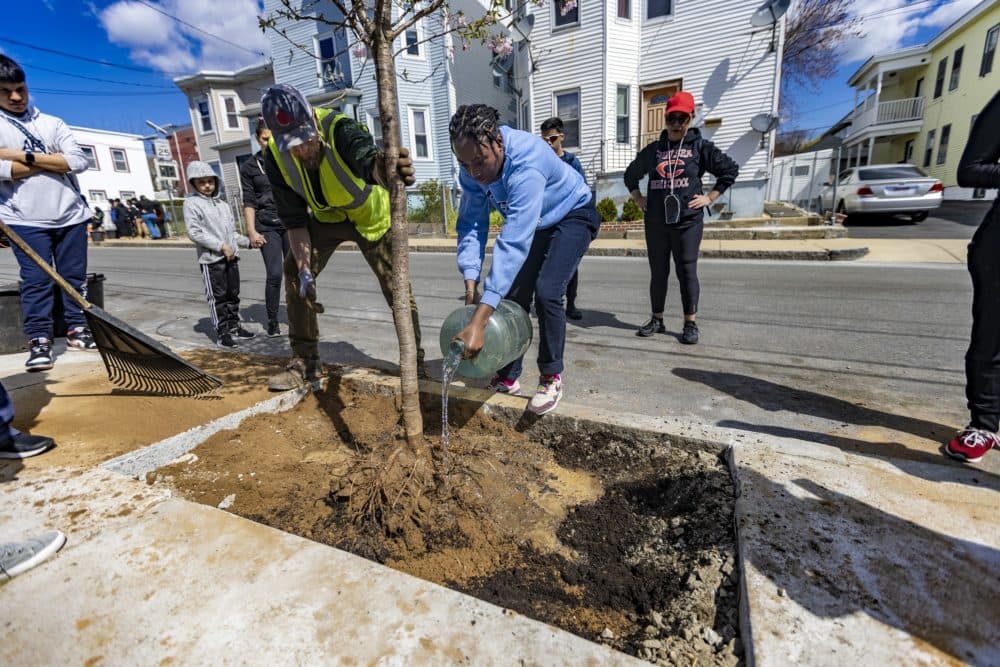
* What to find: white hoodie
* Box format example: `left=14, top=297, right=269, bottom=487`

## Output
left=0, top=105, right=91, bottom=228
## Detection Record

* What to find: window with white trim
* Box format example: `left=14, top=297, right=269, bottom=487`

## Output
left=647, top=0, right=672, bottom=19
left=949, top=46, right=963, bottom=91
left=120, top=190, right=135, bottom=200
left=404, top=22, right=423, bottom=57
left=221, top=95, right=241, bottom=130
left=158, top=164, right=177, bottom=179
left=923, top=129, right=935, bottom=168
left=936, top=124, right=950, bottom=165
left=554, top=90, right=580, bottom=148
left=366, top=111, right=384, bottom=151
left=616, top=85, right=630, bottom=143
left=316, top=33, right=344, bottom=86
left=110, top=148, right=129, bottom=173
left=618, top=0, right=630, bottom=19
left=88, top=190, right=107, bottom=203
left=196, top=96, right=212, bottom=133
left=981, top=24, right=999, bottom=76
left=408, top=107, right=432, bottom=160
left=80, top=145, right=98, bottom=170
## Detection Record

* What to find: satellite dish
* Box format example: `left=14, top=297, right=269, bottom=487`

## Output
left=502, top=13, right=534, bottom=42
left=750, top=0, right=791, bottom=27
left=750, top=113, right=779, bottom=133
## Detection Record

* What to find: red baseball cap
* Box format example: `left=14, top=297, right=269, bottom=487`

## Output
left=665, top=91, right=696, bottom=117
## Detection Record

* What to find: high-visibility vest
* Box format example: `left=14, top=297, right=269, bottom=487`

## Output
left=268, top=108, right=390, bottom=241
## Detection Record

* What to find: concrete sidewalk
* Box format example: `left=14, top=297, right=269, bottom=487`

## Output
left=94, top=236, right=970, bottom=263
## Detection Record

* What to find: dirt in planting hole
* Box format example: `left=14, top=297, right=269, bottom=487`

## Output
left=152, top=377, right=741, bottom=666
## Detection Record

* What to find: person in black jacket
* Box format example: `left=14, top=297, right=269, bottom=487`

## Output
left=624, top=91, right=738, bottom=345
left=944, top=90, right=1000, bottom=464
left=240, top=119, right=287, bottom=337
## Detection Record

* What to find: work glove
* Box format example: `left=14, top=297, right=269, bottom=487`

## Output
left=298, top=269, right=316, bottom=301
left=373, top=147, right=416, bottom=188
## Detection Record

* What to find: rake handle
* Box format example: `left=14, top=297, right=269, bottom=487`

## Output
left=0, top=218, right=92, bottom=310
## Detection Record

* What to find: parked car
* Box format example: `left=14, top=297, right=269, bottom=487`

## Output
left=818, top=164, right=943, bottom=222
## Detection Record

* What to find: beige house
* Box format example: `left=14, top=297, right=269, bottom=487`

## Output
left=843, top=0, right=1000, bottom=199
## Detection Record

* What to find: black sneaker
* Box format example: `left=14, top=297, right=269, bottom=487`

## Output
left=231, top=325, right=256, bottom=340
left=636, top=317, right=666, bottom=337
left=66, top=326, right=98, bottom=351
left=681, top=321, right=699, bottom=345
left=217, top=331, right=237, bottom=348
left=25, top=338, right=54, bottom=371
left=0, top=432, right=55, bottom=459
left=566, top=303, right=583, bottom=320
left=266, top=320, right=281, bottom=337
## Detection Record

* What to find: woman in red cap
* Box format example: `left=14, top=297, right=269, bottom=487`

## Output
left=624, top=91, right=738, bottom=344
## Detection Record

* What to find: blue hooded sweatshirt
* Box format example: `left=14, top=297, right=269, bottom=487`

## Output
left=456, top=125, right=591, bottom=309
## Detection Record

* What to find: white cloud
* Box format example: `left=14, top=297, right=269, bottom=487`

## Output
left=920, top=0, right=982, bottom=28
left=99, top=0, right=269, bottom=75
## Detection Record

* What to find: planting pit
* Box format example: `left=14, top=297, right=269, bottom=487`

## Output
left=145, top=375, right=741, bottom=666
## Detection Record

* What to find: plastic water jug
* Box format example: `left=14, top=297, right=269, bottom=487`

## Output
left=438, top=299, right=533, bottom=378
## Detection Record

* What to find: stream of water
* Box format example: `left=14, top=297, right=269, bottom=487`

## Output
left=440, top=345, right=464, bottom=453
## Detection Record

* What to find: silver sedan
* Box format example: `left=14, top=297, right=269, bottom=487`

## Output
left=819, top=164, right=943, bottom=222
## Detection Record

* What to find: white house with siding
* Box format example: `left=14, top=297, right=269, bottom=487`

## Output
left=71, top=126, right=156, bottom=207
left=520, top=0, right=784, bottom=217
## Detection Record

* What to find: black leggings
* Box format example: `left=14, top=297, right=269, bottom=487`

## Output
left=644, top=218, right=703, bottom=316
left=966, top=204, right=1000, bottom=432
left=259, top=228, right=289, bottom=322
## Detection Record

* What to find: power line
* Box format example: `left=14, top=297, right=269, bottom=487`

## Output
left=25, top=63, right=177, bottom=89
left=0, top=35, right=189, bottom=76
left=134, top=0, right=268, bottom=59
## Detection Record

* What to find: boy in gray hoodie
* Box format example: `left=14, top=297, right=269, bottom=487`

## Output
left=184, top=161, right=252, bottom=348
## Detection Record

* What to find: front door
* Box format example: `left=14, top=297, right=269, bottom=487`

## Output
left=640, top=81, right=681, bottom=147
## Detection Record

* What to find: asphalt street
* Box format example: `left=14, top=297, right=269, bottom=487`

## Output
left=843, top=199, right=990, bottom=239
left=2, top=247, right=983, bottom=475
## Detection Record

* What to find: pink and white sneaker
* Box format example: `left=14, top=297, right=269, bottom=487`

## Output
left=529, top=374, right=562, bottom=415
left=944, top=426, right=999, bottom=463
left=488, top=375, right=521, bottom=395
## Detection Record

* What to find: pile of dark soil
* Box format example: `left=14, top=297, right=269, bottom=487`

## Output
left=151, top=379, right=740, bottom=665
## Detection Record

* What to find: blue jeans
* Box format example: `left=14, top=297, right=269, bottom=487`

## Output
left=141, top=213, right=161, bottom=239
left=0, top=381, right=18, bottom=444
left=9, top=222, right=90, bottom=340
left=499, top=203, right=601, bottom=380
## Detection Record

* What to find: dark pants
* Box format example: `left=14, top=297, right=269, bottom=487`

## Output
left=259, top=227, right=289, bottom=323
left=966, top=204, right=1000, bottom=432
left=0, top=381, right=18, bottom=444
left=9, top=221, right=89, bottom=340
left=200, top=259, right=241, bottom=336
left=566, top=269, right=579, bottom=306
left=644, top=218, right=703, bottom=316
left=499, top=203, right=601, bottom=381
left=284, top=220, right=423, bottom=363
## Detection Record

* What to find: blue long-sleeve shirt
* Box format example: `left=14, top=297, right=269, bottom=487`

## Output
left=456, top=125, right=591, bottom=309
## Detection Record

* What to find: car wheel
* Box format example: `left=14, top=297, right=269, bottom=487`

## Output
left=910, top=211, right=928, bottom=223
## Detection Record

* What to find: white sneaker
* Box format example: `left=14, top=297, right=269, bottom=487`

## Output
left=528, top=374, right=562, bottom=415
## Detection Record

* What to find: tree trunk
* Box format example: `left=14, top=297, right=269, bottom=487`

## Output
left=373, top=28, right=424, bottom=443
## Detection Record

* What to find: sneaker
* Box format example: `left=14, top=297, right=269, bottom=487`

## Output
left=636, top=317, right=666, bottom=337
left=566, top=303, right=583, bottom=320
left=0, top=432, right=55, bottom=459
left=25, top=338, right=53, bottom=372
left=266, top=320, right=281, bottom=337
left=268, top=357, right=325, bottom=391
left=681, top=321, right=699, bottom=345
left=0, top=531, right=67, bottom=581
left=488, top=375, right=521, bottom=394
left=944, top=426, right=999, bottom=463
left=528, top=374, right=562, bottom=415
left=230, top=325, right=256, bottom=340
left=216, top=332, right=237, bottom=348
left=66, top=326, right=98, bottom=351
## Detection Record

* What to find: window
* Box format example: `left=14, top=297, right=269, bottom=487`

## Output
left=88, top=190, right=107, bottom=203
left=647, top=0, right=672, bottom=19
left=923, top=129, right=935, bottom=168
left=219, top=95, right=240, bottom=130
left=520, top=102, right=530, bottom=133
left=196, top=96, right=212, bottom=133
left=553, top=0, right=578, bottom=28
left=405, top=25, right=421, bottom=56
left=904, top=139, right=914, bottom=163
left=493, top=70, right=501, bottom=88
left=792, top=165, right=810, bottom=177
left=316, top=34, right=343, bottom=85
left=158, top=164, right=177, bottom=179
left=933, top=58, right=947, bottom=98
left=80, top=145, right=98, bottom=170
left=409, top=107, right=431, bottom=159
left=110, top=148, right=129, bottom=173
left=120, top=190, right=135, bottom=200
left=616, top=85, right=629, bottom=143
left=859, top=165, right=927, bottom=180
left=617, top=0, right=630, bottom=19
left=366, top=111, right=384, bottom=151
left=981, top=24, right=999, bottom=76
left=949, top=46, right=963, bottom=91
left=555, top=91, right=580, bottom=147
left=937, top=124, right=950, bottom=165
left=913, top=78, right=923, bottom=98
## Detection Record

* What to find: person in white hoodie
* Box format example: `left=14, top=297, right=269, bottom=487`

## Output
left=0, top=55, right=97, bottom=372
left=183, top=161, right=252, bottom=348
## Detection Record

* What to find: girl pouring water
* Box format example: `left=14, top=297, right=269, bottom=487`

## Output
left=624, top=91, right=738, bottom=345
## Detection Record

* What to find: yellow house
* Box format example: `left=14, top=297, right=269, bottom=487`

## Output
left=842, top=0, right=999, bottom=200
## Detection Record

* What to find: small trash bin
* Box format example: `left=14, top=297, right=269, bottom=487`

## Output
left=0, top=284, right=25, bottom=354
left=52, top=272, right=105, bottom=337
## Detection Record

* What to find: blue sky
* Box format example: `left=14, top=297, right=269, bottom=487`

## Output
left=1, top=0, right=984, bottom=140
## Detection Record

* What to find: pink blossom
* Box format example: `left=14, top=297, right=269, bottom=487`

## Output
left=351, top=45, right=367, bottom=58
left=487, top=34, right=513, bottom=57
left=560, top=0, right=577, bottom=16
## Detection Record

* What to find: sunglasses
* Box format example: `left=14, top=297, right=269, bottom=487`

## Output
left=665, top=114, right=690, bottom=125
left=543, top=134, right=563, bottom=144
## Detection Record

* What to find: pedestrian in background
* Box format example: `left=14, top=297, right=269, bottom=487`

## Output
left=184, top=161, right=253, bottom=348
left=540, top=116, right=586, bottom=320
left=624, top=91, right=738, bottom=345
left=0, top=54, right=99, bottom=372
left=240, top=118, right=288, bottom=338
left=945, top=89, right=1000, bottom=464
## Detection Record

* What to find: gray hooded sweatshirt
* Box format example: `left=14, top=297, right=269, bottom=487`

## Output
left=183, top=161, right=248, bottom=264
